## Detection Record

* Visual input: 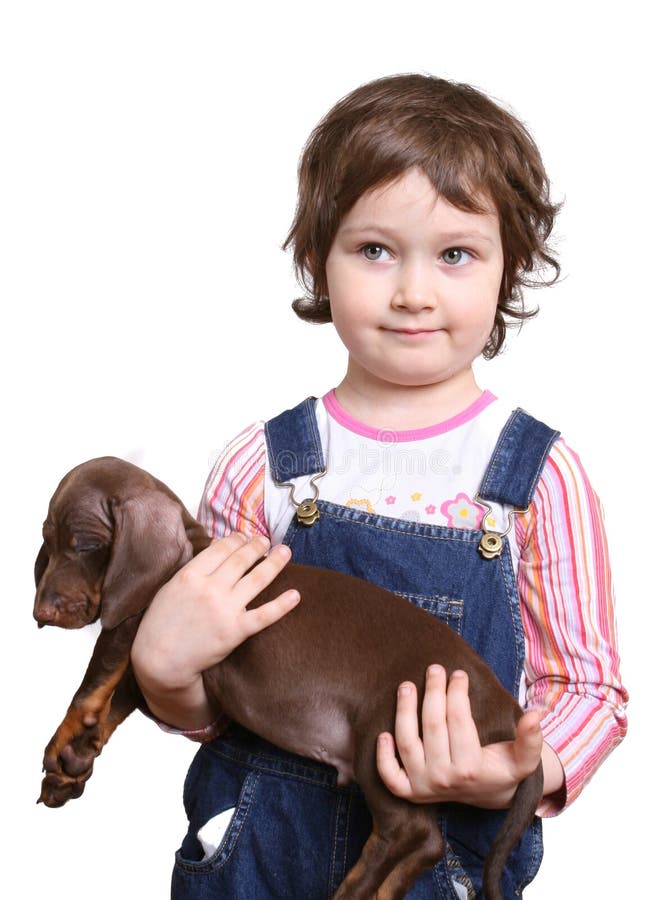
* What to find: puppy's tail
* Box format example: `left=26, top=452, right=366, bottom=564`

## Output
left=482, top=762, right=543, bottom=900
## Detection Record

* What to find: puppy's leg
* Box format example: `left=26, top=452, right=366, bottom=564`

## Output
left=53, top=667, right=140, bottom=778
left=336, top=804, right=443, bottom=900
left=334, top=736, right=443, bottom=900
left=39, top=617, right=140, bottom=807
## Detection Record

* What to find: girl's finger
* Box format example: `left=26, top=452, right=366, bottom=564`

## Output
left=208, top=534, right=273, bottom=582
left=393, top=681, right=425, bottom=770
left=376, top=732, right=413, bottom=798
left=241, top=588, right=301, bottom=638
left=444, top=670, right=481, bottom=766
left=421, top=664, right=450, bottom=763
left=233, top=543, right=293, bottom=600
left=512, top=710, right=544, bottom=778
left=177, top=533, right=250, bottom=576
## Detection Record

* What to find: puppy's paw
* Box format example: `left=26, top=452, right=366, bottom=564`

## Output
left=58, top=725, right=102, bottom=776
left=38, top=770, right=88, bottom=807
left=39, top=714, right=104, bottom=807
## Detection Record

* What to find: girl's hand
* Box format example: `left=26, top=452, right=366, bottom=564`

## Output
left=131, top=534, right=299, bottom=728
left=376, top=665, right=544, bottom=809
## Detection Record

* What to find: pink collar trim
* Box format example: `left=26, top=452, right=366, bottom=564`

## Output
left=322, top=389, right=496, bottom=442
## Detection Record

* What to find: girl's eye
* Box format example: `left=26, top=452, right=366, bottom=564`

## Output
left=442, top=248, right=471, bottom=266
left=361, top=244, right=389, bottom=261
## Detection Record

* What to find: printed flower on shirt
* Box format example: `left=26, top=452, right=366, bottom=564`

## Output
left=441, top=493, right=485, bottom=529
left=346, top=497, right=375, bottom=514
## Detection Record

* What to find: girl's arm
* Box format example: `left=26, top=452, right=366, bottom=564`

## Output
left=515, top=438, right=628, bottom=814
left=377, top=439, right=627, bottom=813
left=376, top=666, right=561, bottom=810
left=131, top=534, right=298, bottom=730
left=132, top=422, right=293, bottom=732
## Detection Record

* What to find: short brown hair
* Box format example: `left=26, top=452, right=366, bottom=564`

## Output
left=283, top=73, right=561, bottom=358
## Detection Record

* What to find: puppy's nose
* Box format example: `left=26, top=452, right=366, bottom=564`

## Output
left=34, top=586, right=68, bottom=626
left=34, top=588, right=97, bottom=629
left=34, top=601, right=59, bottom=626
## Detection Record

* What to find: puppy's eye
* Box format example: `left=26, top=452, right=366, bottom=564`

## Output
left=69, top=536, right=104, bottom=553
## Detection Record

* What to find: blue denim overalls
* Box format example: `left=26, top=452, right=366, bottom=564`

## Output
left=172, top=399, right=559, bottom=900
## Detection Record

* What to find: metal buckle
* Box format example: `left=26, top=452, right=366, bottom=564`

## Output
left=474, top=496, right=529, bottom=560
left=274, top=471, right=326, bottom=527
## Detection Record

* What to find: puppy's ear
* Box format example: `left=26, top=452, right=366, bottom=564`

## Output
left=34, top=542, right=50, bottom=589
left=101, top=491, right=194, bottom=630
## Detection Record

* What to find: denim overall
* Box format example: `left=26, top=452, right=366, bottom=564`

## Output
left=172, top=399, right=559, bottom=900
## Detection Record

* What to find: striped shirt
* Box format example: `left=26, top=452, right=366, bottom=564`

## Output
left=199, top=392, right=628, bottom=816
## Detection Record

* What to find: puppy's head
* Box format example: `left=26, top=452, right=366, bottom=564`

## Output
left=34, top=457, right=206, bottom=630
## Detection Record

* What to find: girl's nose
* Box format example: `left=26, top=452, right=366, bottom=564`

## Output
left=391, top=261, right=437, bottom=312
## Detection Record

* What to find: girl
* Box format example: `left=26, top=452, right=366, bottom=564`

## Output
left=131, top=74, right=627, bottom=898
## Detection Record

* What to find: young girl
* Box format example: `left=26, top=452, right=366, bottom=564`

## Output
left=131, top=74, right=627, bottom=899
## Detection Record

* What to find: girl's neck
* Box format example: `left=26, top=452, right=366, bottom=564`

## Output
left=334, top=364, right=483, bottom=431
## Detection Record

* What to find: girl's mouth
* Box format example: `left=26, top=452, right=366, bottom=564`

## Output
left=384, top=327, right=441, bottom=337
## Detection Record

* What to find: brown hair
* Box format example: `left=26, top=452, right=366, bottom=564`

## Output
left=283, top=73, right=561, bottom=358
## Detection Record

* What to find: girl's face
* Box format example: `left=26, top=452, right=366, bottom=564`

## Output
left=324, top=168, right=504, bottom=397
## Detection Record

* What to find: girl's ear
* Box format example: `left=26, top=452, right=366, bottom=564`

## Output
left=100, top=492, right=194, bottom=630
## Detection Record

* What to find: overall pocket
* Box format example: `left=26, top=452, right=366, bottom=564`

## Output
left=174, top=749, right=260, bottom=875
left=396, top=593, right=465, bottom=635
left=172, top=741, right=348, bottom=900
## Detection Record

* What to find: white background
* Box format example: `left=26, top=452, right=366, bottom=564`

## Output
left=1, top=1, right=665, bottom=897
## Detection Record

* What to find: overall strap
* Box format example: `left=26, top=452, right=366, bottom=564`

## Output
left=477, top=409, right=560, bottom=509
left=265, top=397, right=325, bottom=482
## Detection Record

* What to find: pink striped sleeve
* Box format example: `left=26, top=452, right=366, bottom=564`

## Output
left=515, top=439, right=628, bottom=816
left=198, top=421, right=269, bottom=539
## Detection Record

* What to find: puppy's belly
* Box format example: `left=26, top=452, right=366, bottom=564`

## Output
left=242, top=706, right=356, bottom=785
left=290, top=712, right=356, bottom=785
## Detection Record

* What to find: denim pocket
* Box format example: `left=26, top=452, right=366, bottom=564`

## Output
left=196, top=808, right=237, bottom=861
left=396, top=593, right=465, bottom=635
left=172, top=753, right=344, bottom=899
left=174, top=759, right=260, bottom=875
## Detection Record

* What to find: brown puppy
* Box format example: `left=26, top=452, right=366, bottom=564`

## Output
left=34, top=456, right=543, bottom=900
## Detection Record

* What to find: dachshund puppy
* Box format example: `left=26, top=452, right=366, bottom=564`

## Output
left=34, top=456, right=543, bottom=900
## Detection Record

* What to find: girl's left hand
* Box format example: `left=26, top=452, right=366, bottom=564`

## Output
left=376, top=665, right=544, bottom=809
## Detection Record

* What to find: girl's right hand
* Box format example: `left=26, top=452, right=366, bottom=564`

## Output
left=131, top=534, right=299, bottom=729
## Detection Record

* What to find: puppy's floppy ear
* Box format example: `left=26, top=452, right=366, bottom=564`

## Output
left=101, top=491, right=194, bottom=630
left=34, top=542, right=49, bottom=589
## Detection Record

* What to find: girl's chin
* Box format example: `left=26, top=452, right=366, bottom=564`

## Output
left=351, top=366, right=477, bottom=392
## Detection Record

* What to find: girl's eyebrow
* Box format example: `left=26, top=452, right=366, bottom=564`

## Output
left=338, top=224, right=495, bottom=245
